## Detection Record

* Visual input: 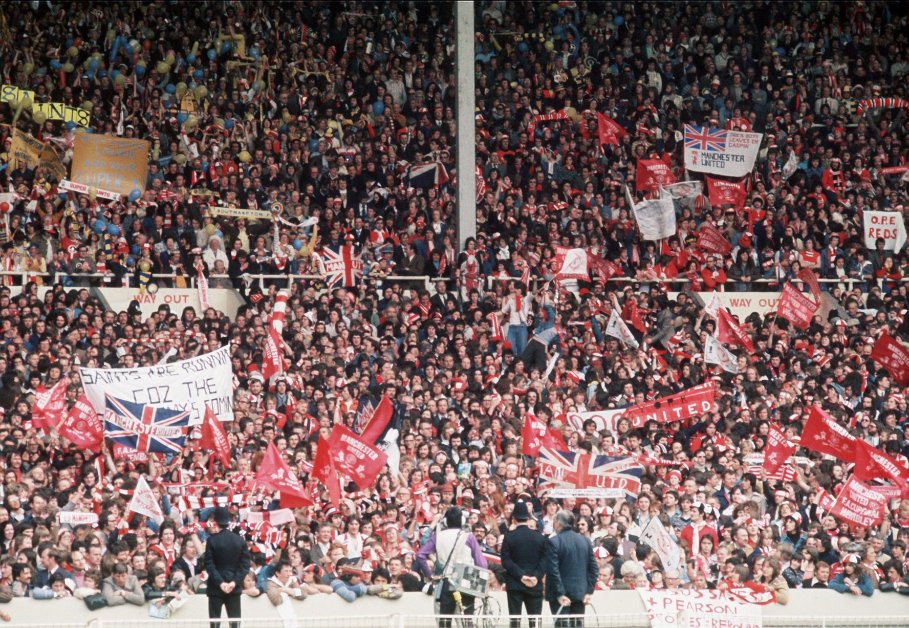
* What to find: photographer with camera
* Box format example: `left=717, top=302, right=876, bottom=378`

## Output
left=416, top=507, right=489, bottom=628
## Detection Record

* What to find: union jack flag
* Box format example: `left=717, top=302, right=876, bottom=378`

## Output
left=317, top=244, right=363, bottom=288
left=103, top=394, right=190, bottom=454
left=536, top=448, right=643, bottom=498
left=684, top=125, right=727, bottom=152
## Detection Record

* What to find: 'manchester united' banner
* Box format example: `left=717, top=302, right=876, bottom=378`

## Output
left=537, top=448, right=642, bottom=498
left=621, top=382, right=716, bottom=428
left=829, top=475, right=888, bottom=527
left=871, top=332, right=909, bottom=386
left=684, top=125, right=762, bottom=177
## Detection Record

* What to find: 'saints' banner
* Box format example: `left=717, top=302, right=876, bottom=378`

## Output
left=684, top=125, right=762, bottom=177
left=80, top=346, right=233, bottom=424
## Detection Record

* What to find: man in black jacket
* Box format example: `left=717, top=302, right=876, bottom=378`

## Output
left=501, top=500, right=547, bottom=628
left=546, top=510, right=598, bottom=628
left=204, top=507, right=251, bottom=628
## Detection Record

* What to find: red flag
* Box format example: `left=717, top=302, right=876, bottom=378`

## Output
left=870, top=332, right=909, bottom=386
left=326, top=424, right=388, bottom=488
left=696, top=222, right=733, bottom=254
left=852, top=440, right=909, bottom=487
left=621, top=382, right=716, bottom=429
left=635, top=159, right=676, bottom=192
left=622, top=296, right=647, bottom=333
left=359, top=396, right=394, bottom=443
left=261, top=328, right=284, bottom=381
left=488, top=312, right=503, bottom=342
left=521, top=413, right=568, bottom=456
left=715, top=308, right=755, bottom=353
left=829, top=475, right=888, bottom=527
left=596, top=112, right=627, bottom=146
left=706, top=175, right=748, bottom=209
left=313, top=437, right=342, bottom=509
left=200, top=405, right=231, bottom=467
left=256, top=442, right=313, bottom=507
left=801, top=405, right=856, bottom=462
left=796, top=268, right=821, bottom=303
left=775, top=283, right=817, bottom=330
left=32, top=377, right=69, bottom=432
left=57, top=395, right=103, bottom=452
left=763, top=424, right=796, bottom=476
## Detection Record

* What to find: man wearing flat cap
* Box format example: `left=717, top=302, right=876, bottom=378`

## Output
left=204, top=506, right=250, bottom=628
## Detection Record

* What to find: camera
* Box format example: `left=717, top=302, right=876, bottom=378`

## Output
left=422, top=582, right=435, bottom=596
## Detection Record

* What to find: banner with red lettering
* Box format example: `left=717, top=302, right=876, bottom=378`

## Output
left=553, top=246, right=590, bottom=280
left=871, top=332, right=909, bottom=386
left=327, top=424, right=388, bottom=488
left=800, top=405, right=856, bottom=461
left=715, top=308, right=755, bottom=353
left=597, top=112, right=628, bottom=146
left=706, top=175, right=748, bottom=209
left=566, top=408, right=625, bottom=435
left=775, top=283, right=817, bottom=330
left=521, top=413, right=568, bottom=456
left=852, top=440, right=909, bottom=488
left=863, top=210, right=906, bottom=252
left=696, top=221, right=733, bottom=254
left=621, top=382, right=716, bottom=429
left=829, top=475, right=888, bottom=527
left=763, top=424, right=796, bottom=476
left=639, top=589, right=762, bottom=628
left=58, top=511, right=99, bottom=527
left=636, top=159, right=676, bottom=192
left=57, top=395, right=103, bottom=452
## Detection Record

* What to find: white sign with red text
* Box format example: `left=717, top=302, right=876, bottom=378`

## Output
left=640, top=589, right=761, bottom=628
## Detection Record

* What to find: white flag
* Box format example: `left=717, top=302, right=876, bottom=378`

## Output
left=705, top=335, right=739, bottom=374
left=632, top=192, right=676, bottom=240
left=661, top=181, right=703, bottom=199
left=639, top=517, right=682, bottom=574
left=704, top=291, right=723, bottom=319
left=605, top=310, right=640, bottom=349
left=782, top=149, right=798, bottom=179
left=128, top=476, right=164, bottom=524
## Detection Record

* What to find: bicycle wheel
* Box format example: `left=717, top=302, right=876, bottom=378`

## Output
left=477, top=595, right=504, bottom=628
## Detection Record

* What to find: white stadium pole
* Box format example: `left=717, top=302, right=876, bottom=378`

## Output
left=455, top=0, right=477, bottom=249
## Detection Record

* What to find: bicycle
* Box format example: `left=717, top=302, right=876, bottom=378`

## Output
left=451, top=589, right=504, bottom=628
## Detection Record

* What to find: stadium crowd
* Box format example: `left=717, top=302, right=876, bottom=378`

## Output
left=0, top=0, right=907, bottom=618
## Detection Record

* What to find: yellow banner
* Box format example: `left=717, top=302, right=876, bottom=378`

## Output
left=11, top=129, right=43, bottom=170
left=71, top=134, right=149, bottom=197
left=38, top=142, right=67, bottom=182
left=1, top=84, right=91, bottom=127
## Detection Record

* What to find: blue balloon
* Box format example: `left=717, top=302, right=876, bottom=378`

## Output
left=88, top=58, right=99, bottom=71
left=107, top=224, right=121, bottom=237
left=165, top=83, right=176, bottom=94
left=207, top=48, right=217, bottom=60
left=131, top=245, right=140, bottom=256
left=249, top=47, right=260, bottom=60
left=66, top=122, right=77, bottom=131
left=193, top=69, right=204, bottom=81
left=224, top=119, right=234, bottom=130
left=213, top=230, right=223, bottom=240
left=177, top=112, right=188, bottom=124
left=111, top=69, right=120, bottom=79
left=293, top=239, right=303, bottom=251
left=186, top=54, right=196, bottom=64
left=97, top=70, right=107, bottom=79
left=128, top=189, right=142, bottom=203
left=220, top=42, right=232, bottom=55
left=372, top=101, right=385, bottom=116
left=517, top=42, right=528, bottom=54
left=126, top=255, right=135, bottom=266
left=93, top=219, right=107, bottom=234
left=135, top=65, right=146, bottom=77
left=49, top=59, right=61, bottom=71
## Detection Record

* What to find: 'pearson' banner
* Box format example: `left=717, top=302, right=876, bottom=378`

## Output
left=80, top=346, right=233, bottom=424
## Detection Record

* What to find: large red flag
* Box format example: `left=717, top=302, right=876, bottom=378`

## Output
left=256, top=442, right=313, bottom=507
left=796, top=268, right=821, bottom=303
left=597, top=112, right=627, bottom=146
left=705, top=175, right=747, bottom=209
left=829, top=475, right=888, bottom=527
left=763, top=424, right=796, bottom=476
left=359, top=396, right=394, bottom=443
left=852, top=440, right=909, bottom=487
left=32, top=377, right=69, bottom=432
left=57, top=395, right=102, bottom=453
left=327, top=425, right=388, bottom=488
left=715, top=308, right=755, bottom=353
left=870, top=332, right=909, bottom=386
left=800, top=405, right=856, bottom=461
left=776, top=283, right=817, bottom=330
left=635, top=159, right=676, bottom=192
left=521, top=413, right=568, bottom=457
left=200, top=405, right=231, bottom=467
left=313, top=438, right=342, bottom=509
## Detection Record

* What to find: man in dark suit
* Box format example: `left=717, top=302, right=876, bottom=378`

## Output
left=501, top=500, right=547, bottom=628
left=204, top=506, right=251, bottom=628
left=546, top=510, right=598, bottom=628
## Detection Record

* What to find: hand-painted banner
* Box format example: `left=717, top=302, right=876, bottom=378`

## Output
left=71, top=133, right=150, bottom=197
left=0, top=84, right=91, bottom=126
left=538, top=448, right=642, bottom=498
left=58, top=511, right=99, bottom=527
left=633, top=193, right=676, bottom=240
left=621, top=382, right=716, bottom=429
left=684, top=125, right=762, bottom=177
left=639, top=589, right=762, bottom=628
left=605, top=310, right=639, bottom=349
left=80, top=346, right=233, bottom=424
left=863, top=210, right=906, bottom=252
left=639, top=517, right=682, bottom=575
left=775, top=283, right=816, bottom=330
left=565, top=408, right=625, bottom=434
left=871, top=332, right=909, bottom=386
left=829, top=475, right=888, bottom=527
left=59, top=179, right=121, bottom=202
left=696, top=221, right=733, bottom=254
left=705, top=335, right=739, bottom=373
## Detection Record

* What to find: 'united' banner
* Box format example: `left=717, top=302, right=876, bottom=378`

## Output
left=706, top=175, right=748, bottom=209
left=684, top=124, right=762, bottom=177
left=103, top=395, right=190, bottom=454
left=537, top=448, right=642, bottom=498
left=621, top=382, right=716, bottom=429
left=775, top=283, right=817, bottom=330
left=829, top=475, right=888, bottom=527
left=696, top=221, right=733, bottom=255
left=871, top=332, right=909, bottom=386
left=636, top=158, right=676, bottom=192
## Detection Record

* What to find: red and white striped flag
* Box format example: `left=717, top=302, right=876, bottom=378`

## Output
left=488, top=312, right=503, bottom=342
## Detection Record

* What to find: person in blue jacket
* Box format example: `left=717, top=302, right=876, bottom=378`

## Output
left=827, top=554, right=874, bottom=597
